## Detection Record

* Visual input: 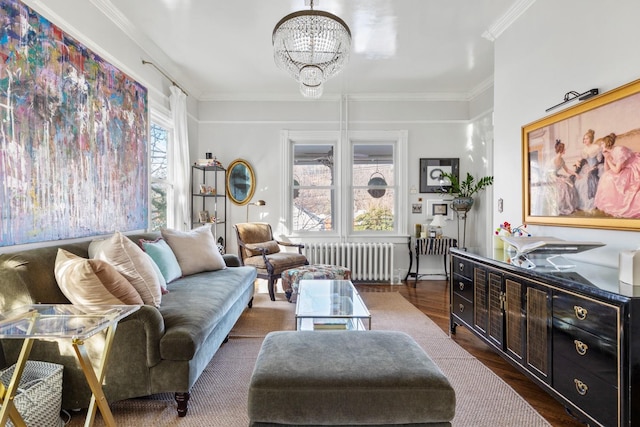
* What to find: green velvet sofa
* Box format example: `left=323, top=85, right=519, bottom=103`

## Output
left=0, top=232, right=257, bottom=416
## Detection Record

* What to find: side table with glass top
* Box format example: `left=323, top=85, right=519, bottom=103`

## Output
left=0, top=304, right=139, bottom=427
left=295, top=280, right=371, bottom=331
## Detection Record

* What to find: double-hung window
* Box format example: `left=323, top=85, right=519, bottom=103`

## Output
left=283, top=130, right=407, bottom=238
left=149, top=111, right=175, bottom=230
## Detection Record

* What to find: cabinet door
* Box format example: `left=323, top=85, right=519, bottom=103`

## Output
left=504, top=275, right=551, bottom=383
left=474, top=267, right=504, bottom=348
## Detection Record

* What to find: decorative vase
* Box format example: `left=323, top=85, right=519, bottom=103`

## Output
left=451, top=197, right=474, bottom=212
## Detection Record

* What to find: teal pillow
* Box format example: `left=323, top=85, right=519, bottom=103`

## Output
left=140, top=238, right=182, bottom=283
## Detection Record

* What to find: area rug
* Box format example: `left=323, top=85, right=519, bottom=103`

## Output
left=66, top=291, right=551, bottom=426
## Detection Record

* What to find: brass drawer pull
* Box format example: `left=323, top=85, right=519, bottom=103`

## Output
left=458, top=304, right=465, bottom=313
left=574, top=379, right=588, bottom=396
left=459, top=282, right=465, bottom=291
left=574, top=340, right=588, bottom=356
left=458, top=263, right=464, bottom=272
left=573, top=305, right=588, bottom=320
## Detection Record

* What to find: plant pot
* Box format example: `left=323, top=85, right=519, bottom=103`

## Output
left=451, top=197, right=474, bottom=212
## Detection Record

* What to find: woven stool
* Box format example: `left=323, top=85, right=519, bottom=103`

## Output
left=281, top=264, right=351, bottom=303
left=248, top=330, right=456, bottom=426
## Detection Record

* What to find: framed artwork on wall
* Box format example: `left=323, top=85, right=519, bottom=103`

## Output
left=523, top=78, right=640, bottom=231
left=0, top=0, right=148, bottom=247
left=426, top=200, right=453, bottom=220
left=419, top=158, right=459, bottom=193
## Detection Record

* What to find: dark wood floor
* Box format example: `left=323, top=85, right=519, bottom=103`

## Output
left=356, top=280, right=585, bottom=427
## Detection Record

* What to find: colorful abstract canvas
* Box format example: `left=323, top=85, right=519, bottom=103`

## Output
left=0, top=0, right=148, bottom=246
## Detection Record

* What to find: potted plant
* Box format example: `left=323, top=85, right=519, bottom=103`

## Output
left=441, top=172, right=494, bottom=211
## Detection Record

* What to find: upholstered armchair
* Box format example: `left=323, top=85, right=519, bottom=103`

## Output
left=234, top=222, right=308, bottom=301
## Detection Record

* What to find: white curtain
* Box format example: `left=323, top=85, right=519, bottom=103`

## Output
left=170, top=85, right=190, bottom=231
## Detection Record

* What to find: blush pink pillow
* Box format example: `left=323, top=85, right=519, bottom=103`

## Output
left=54, top=249, right=143, bottom=306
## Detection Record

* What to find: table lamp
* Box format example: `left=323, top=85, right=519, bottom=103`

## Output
left=429, top=214, right=446, bottom=238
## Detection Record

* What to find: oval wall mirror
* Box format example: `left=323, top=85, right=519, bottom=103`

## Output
left=226, top=159, right=256, bottom=206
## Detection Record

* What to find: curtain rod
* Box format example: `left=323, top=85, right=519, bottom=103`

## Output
left=142, top=60, right=188, bottom=96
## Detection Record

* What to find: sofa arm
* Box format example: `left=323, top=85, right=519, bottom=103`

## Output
left=223, top=254, right=241, bottom=267
left=118, top=305, right=165, bottom=367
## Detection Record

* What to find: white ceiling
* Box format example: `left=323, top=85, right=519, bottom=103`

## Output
left=100, top=0, right=533, bottom=101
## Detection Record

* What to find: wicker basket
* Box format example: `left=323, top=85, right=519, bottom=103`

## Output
left=0, top=360, right=64, bottom=427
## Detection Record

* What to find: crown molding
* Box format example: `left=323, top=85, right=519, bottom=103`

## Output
left=199, top=90, right=488, bottom=103
left=90, top=0, right=197, bottom=96
left=482, top=0, right=536, bottom=42
left=469, top=76, right=495, bottom=100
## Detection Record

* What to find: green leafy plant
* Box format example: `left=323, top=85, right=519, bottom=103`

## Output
left=441, top=172, right=493, bottom=198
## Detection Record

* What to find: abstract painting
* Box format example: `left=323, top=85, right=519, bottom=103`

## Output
left=0, top=0, right=148, bottom=246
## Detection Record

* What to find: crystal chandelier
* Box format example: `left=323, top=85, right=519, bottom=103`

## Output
left=272, top=0, right=351, bottom=98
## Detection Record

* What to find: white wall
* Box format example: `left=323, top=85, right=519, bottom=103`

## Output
left=196, top=96, right=491, bottom=275
left=493, top=0, right=640, bottom=267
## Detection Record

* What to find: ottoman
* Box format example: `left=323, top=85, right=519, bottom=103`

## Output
left=248, top=331, right=455, bottom=426
left=282, top=264, right=352, bottom=303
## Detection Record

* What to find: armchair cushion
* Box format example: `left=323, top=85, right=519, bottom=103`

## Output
left=242, top=252, right=308, bottom=274
left=245, top=240, right=280, bottom=256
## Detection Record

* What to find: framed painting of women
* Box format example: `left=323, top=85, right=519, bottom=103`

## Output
left=522, top=78, right=640, bottom=231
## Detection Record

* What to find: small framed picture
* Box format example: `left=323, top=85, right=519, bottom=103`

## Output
left=426, top=200, right=453, bottom=219
left=411, top=203, right=422, bottom=214
left=198, top=210, right=210, bottom=223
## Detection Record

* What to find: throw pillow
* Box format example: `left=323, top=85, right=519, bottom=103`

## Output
left=161, top=225, right=226, bottom=275
left=89, top=232, right=162, bottom=307
left=139, top=238, right=182, bottom=283
left=245, top=240, right=281, bottom=256
left=54, top=249, right=144, bottom=306
left=145, top=252, right=169, bottom=294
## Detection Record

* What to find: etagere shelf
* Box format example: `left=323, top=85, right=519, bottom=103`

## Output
left=191, top=165, right=227, bottom=249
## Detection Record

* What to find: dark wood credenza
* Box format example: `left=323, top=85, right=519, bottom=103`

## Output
left=449, top=248, right=640, bottom=427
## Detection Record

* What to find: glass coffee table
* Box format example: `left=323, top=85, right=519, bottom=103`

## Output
left=295, top=280, right=371, bottom=331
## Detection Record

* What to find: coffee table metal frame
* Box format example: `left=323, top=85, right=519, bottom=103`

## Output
left=295, top=280, right=371, bottom=331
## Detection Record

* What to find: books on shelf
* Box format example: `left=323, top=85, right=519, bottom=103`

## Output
left=501, top=236, right=604, bottom=255
left=313, top=319, right=349, bottom=330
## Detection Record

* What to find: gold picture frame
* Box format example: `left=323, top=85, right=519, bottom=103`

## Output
left=522, top=78, right=640, bottom=230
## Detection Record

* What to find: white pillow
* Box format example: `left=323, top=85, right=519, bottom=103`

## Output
left=161, top=225, right=226, bottom=275
left=54, top=249, right=144, bottom=306
left=89, top=232, right=162, bottom=307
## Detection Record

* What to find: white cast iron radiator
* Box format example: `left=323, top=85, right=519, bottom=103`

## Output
left=303, top=242, right=394, bottom=282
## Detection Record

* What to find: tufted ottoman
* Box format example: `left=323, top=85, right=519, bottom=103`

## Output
left=282, top=264, right=351, bottom=303
left=248, top=330, right=456, bottom=426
